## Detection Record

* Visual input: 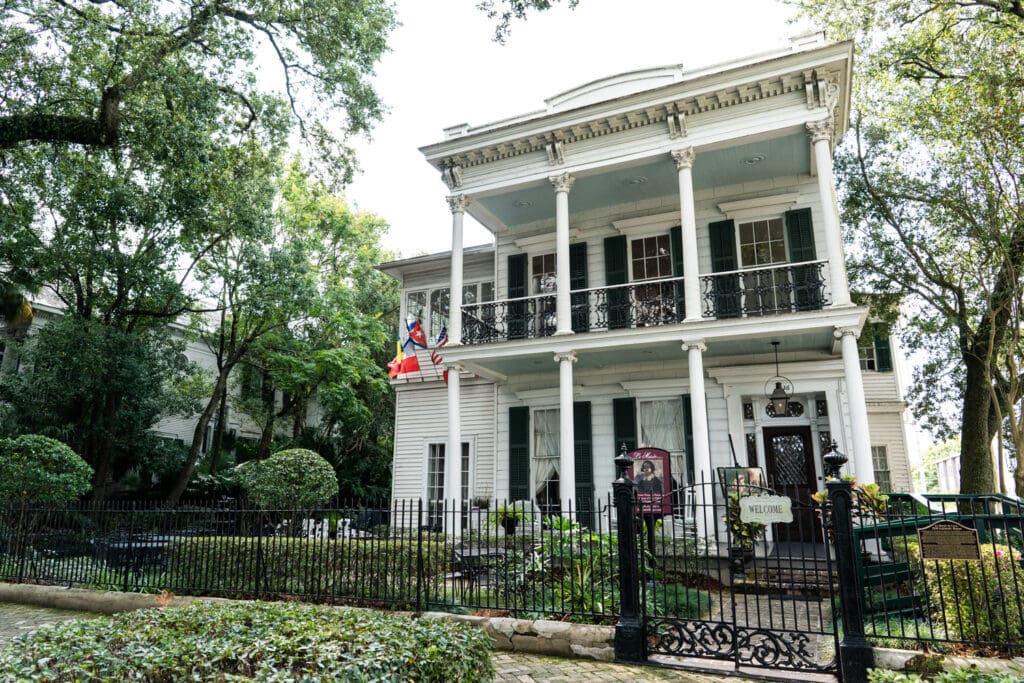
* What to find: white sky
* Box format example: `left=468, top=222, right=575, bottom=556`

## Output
left=345, top=0, right=803, bottom=259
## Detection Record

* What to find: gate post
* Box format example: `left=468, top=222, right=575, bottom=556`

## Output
left=613, top=445, right=643, bottom=662
left=827, top=476, right=874, bottom=683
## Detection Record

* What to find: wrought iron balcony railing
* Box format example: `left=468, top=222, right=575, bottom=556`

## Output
left=460, top=276, right=685, bottom=345
left=701, top=260, right=829, bottom=318
left=458, top=262, right=829, bottom=345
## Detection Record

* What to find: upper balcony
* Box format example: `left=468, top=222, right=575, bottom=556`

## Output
left=461, top=260, right=830, bottom=345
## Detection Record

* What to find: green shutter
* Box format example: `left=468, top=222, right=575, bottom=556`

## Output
left=604, top=235, right=630, bottom=329
left=873, top=323, right=893, bottom=372
left=570, top=242, right=589, bottom=333
left=573, top=401, right=593, bottom=525
left=785, top=208, right=823, bottom=311
left=669, top=225, right=685, bottom=322
left=708, top=220, right=740, bottom=318
left=612, top=397, right=637, bottom=454
left=681, top=394, right=695, bottom=485
left=507, top=254, right=528, bottom=340
left=508, top=407, right=530, bottom=501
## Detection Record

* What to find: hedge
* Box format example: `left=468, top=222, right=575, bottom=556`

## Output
left=0, top=601, right=495, bottom=682
left=165, top=535, right=451, bottom=604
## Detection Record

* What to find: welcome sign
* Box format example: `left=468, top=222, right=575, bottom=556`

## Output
left=739, top=494, right=794, bottom=524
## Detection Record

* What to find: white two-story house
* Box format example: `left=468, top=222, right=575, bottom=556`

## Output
left=379, top=36, right=915, bottom=534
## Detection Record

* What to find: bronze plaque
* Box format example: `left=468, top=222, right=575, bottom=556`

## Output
left=917, top=520, right=981, bottom=561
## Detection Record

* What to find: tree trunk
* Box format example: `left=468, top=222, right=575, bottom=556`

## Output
left=959, top=355, right=997, bottom=493
left=208, top=382, right=229, bottom=475
left=166, top=368, right=231, bottom=505
left=255, top=378, right=276, bottom=460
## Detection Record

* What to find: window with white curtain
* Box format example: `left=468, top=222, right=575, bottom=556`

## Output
left=638, top=399, right=687, bottom=486
left=532, top=409, right=560, bottom=514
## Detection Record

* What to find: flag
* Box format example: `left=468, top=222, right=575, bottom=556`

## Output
left=406, top=319, right=428, bottom=349
left=430, top=326, right=448, bottom=365
left=400, top=352, right=421, bottom=375
left=386, top=335, right=404, bottom=379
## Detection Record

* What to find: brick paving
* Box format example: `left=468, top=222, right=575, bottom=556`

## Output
left=0, top=602, right=768, bottom=682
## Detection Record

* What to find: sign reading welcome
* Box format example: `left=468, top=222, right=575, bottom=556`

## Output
left=739, top=494, right=794, bottom=525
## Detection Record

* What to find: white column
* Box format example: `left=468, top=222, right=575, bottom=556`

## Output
left=445, top=363, right=463, bottom=534
left=550, top=173, right=576, bottom=336
left=807, top=120, right=851, bottom=307
left=447, top=194, right=470, bottom=345
left=671, top=148, right=702, bottom=321
left=837, top=328, right=875, bottom=484
left=683, top=340, right=712, bottom=483
left=555, top=351, right=577, bottom=516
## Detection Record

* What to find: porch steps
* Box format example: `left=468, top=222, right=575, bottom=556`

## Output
left=740, top=558, right=837, bottom=595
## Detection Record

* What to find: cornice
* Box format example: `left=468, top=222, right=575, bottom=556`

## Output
left=422, top=42, right=852, bottom=177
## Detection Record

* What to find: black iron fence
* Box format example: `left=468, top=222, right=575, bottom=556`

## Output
left=3, top=477, right=1024, bottom=678
left=701, top=260, right=829, bottom=318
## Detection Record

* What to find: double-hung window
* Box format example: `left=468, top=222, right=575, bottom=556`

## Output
left=638, top=398, right=688, bottom=486
left=630, top=235, right=677, bottom=325
left=426, top=442, right=470, bottom=528
left=532, top=408, right=560, bottom=516
left=406, top=282, right=493, bottom=344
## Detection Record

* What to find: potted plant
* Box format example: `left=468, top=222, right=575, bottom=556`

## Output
left=492, top=501, right=527, bottom=536
left=725, top=493, right=766, bottom=573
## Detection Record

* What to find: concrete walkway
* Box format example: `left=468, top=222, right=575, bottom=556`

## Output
left=0, top=602, right=765, bottom=682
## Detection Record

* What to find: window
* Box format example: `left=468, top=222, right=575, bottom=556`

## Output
left=533, top=409, right=560, bottom=515
left=407, top=283, right=492, bottom=343
left=630, top=235, right=672, bottom=281
left=859, top=343, right=877, bottom=371
left=638, top=399, right=688, bottom=486
left=426, top=442, right=470, bottom=529
left=738, top=218, right=788, bottom=314
left=531, top=253, right=556, bottom=294
left=872, top=446, right=892, bottom=493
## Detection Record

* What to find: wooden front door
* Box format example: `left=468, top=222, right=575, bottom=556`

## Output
left=762, top=426, right=820, bottom=543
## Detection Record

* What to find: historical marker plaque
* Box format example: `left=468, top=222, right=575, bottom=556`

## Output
left=917, top=520, right=981, bottom=561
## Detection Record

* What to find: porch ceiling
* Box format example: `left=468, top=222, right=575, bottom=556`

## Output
left=474, top=133, right=809, bottom=228
left=462, top=327, right=835, bottom=378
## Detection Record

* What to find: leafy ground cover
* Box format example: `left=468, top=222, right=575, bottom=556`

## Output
left=0, top=601, right=494, bottom=682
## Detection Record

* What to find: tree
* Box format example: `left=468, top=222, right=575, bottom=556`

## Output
left=0, top=434, right=93, bottom=503
left=791, top=0, right=1024, bottom=493
left=237, top=448, right=338, bottom=509
left=0, top=0, right=394, bottom=182
left=477, top=0, right=579, bottom=42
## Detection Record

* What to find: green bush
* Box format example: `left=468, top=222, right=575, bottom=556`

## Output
left=868, top=667, right=1020, bottom=682
left=237, top=448, right=338, bottom=509
left=0, top=434, right=92, bottom=502
left=896, top=538, right=1024, bottom=644
left=165, top=535, right=450, bottom=604
left=649, top=583, right=712, bottom=619
left=0, top=601, right=494, bottom=682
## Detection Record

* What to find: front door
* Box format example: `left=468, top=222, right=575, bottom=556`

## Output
left=762, top=427, right=820, bottom=543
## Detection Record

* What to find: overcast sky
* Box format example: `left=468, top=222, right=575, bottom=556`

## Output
left=345, top=0, right=803, bottom=259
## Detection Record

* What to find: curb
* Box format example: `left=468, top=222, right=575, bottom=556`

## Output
left=0, top=583, right=615, bottom=661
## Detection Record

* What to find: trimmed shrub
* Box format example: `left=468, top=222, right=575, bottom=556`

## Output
left=0, top=434, right=92, bottom=502
left=237, top=448, right=338, bottom=509
left=651, top=583, right=713, bottom=619
left=894, top=537, right=1024, bottom=645
left=0, top=601, right=494, bottom=682
left=164, top=535, right=450, bottom=604
left=868, top=668, right=1019, bottom=683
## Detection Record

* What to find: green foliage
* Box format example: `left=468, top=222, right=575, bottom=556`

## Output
left=724, top=493, right=765, bottom=548
left=0, top=602, right=493, bottom=682
left=534, top=516, right=618, bottom=615
left=237, top=448, right=338, bottom=509
left=648, top=583, right=712, bottom=619
left=165, top=536, right=449, bottom=604
left=0, top=434, right=92, bottom=503
left=868, top=667, right=1020, bottom=683
left=789, top=0, right=1024, bottom=493
left=478, top=0, right=580, bottom=43
left=896, top=538, right=1024, bottom=644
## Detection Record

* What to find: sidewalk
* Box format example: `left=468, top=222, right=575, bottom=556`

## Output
left=0, top=602, right=764, bottom=682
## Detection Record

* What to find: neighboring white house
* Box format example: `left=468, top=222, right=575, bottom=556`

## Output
left=377, top=34, right=923, bottom=536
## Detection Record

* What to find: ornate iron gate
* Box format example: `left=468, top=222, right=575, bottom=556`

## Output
left=639, top=480, right=840, bottom=674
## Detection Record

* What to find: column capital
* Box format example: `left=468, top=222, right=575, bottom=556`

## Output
left=443, top=361, right=464, bottom=373
left=670, top=147, right=696, bottom=170
left=681, top=339, right=707, bottom=353
left=446, top=194, right=471, bottom=214
left=806, top=118, right=834, bottom=145
left=833, top=326, right=860, bottom=340
left=549, top=172, right=576, bottom=194
left=553, top=351, right=577, bottom=364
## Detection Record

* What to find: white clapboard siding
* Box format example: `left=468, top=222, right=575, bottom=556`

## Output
left=867, top=409, right=914, bottom=494
left=390, top=379, right=496, bottom=502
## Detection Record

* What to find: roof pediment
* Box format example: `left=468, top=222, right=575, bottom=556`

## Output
left=545, top=65, right=685, bottom=113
